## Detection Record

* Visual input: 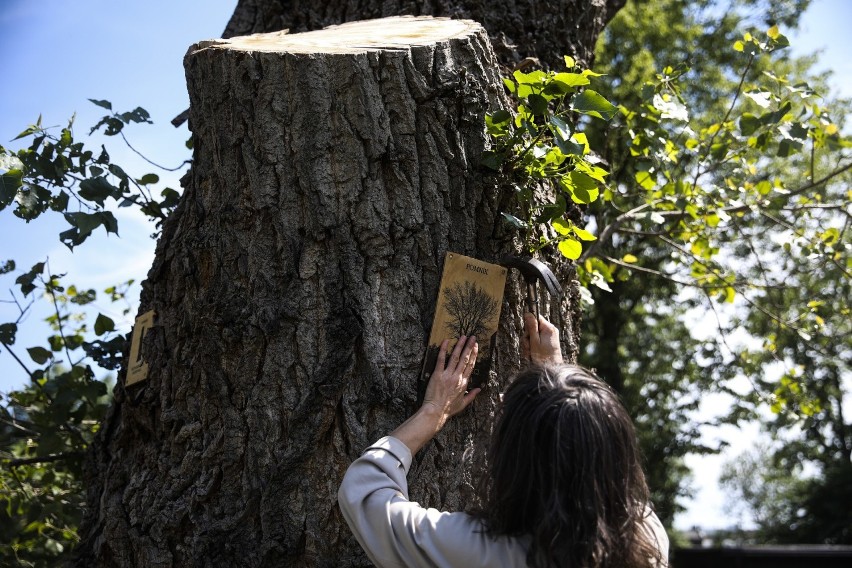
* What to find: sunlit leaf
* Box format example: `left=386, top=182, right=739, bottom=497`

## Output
left=572, top=89, right=617, bottom=120
left=558, top=238, right=582, bottom=260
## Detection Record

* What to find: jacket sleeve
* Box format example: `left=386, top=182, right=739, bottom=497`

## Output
left=643, top=508, right=670, bottom=567
left=337, top=436, right=525, bottom=568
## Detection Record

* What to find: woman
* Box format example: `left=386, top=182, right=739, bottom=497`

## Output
left=338, top=314, right=669, bottom=567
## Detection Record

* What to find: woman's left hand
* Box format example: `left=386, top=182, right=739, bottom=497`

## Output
left=390, top=336, right=480, bottom=455
left=422, top=335, right=480, bottom=427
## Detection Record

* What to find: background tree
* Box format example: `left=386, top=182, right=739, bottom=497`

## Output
left=579, top=0, right=850, bottom=537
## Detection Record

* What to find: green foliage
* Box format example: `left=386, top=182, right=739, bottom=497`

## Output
left=0, top=100, right=184, bottom=249
left=720, top=443, right=811, bottom=535
left=721, top=447, right=852, bottom=544
left=484, top=62, right=615, bottom=259
left=491, top=23, right=848, bottom=310
left=0, top=261, right=133, bottom=565
left=1, top=100, right=185, bottom=564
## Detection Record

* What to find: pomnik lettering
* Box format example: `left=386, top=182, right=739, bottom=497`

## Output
left=466, top=263, right=489, bottom=275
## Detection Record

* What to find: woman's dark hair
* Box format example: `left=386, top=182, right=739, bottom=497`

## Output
left=478, top=364, right=663, bottom=568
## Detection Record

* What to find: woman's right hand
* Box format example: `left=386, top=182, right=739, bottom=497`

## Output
left=521, top=312, right=564, bottom=365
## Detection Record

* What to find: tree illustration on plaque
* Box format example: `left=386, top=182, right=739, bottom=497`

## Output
left=423, top=253, right=507, bottom=389
left=442, top=282, right=499, bottom=338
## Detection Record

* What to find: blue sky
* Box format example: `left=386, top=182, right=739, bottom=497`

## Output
left=1, top=0, right=850, bottom=532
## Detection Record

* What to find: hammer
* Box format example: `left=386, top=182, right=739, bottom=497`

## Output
left=500, top=256, right=563, bottom=322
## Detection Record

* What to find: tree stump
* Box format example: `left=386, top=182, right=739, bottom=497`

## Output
left=75, top=16, right=580, bottom=567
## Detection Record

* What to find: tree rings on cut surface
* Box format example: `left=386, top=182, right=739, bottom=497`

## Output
left=192, top=16, right=484, bottom=54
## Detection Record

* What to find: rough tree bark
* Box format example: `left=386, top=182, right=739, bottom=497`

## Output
left=221, top=0, right=627, bottom=69
left=75, top=1, right=626, bottom=565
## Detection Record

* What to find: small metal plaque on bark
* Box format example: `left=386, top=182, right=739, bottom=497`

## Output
left=126, top=310, right=155, bottom=386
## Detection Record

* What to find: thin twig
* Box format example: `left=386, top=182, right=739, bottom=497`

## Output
left=1, top=341, right=34, bottom=377
left=119, top=130, right=191, bottom=172
left=5, top=452, right=84, bottom=468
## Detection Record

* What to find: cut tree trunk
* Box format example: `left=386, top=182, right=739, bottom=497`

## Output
left=222, top=0, right=627, bottom=69
left=74, top=16, right=580, bottom=567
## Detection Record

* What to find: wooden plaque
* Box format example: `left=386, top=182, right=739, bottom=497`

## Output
left=126, top=310, right=155, bottom=386
left=423, top=253, right=507, bottom=389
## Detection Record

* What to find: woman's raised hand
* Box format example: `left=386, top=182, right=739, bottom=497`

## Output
left=521, top=313, right=564, bottom=365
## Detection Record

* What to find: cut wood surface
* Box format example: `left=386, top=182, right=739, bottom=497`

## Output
left=202, top=16, right=482, bottom=53
left=75, top=15, right=580, bottom=567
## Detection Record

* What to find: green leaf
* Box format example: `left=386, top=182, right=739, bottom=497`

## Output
left=572, top=227, right=596, bottom=241
left=759, top=101, right=792, bottom=126
left=551, top=72, right=590, bottom=93
left=137, top=173, right=160, bottom=185
left=27, top=346, right=53, bottom=364
left=0, top=169, right=23, bottom=208
left=553, top=132, right=585, bottom=157
left=13, top=124, right=41, bottom=140
left=61, top=211, right=120, bottom=248
left=572, top=89, right=617, bottom=120
left=70, top=288, right=97, bottom=305
left=500, top=212, right=527, bottom=229
left=776, top=139, right=798, bottom=157
left=770, top=31, right=790, bottom=48
left=527, top=93, right=549, bottom=115
left=550, top=116, right=572, bottom=141
left=537, top=196, right=567, bottom=223
left=710, top=142, right=728, bottom=160
left=0, top=322, right=17, bottom=344
left=570, top=133, right=590, bottom=156
left=118, top=107, right=151, bottom=124
left=622, top=254, right=638, bottom=263
left=563, top=55, right=576, bottom=68
left=78, top=176, right=119, bottom=206
left=89, top=99, right=113, bottom=111
left=552, top=219, right=572, bottom=236
left=481, top=150, right=505, bottom=171
left=65, top=212, right=104, bottom=235
left=15, top=262, right=45, bottom=295
left=558, top=238, right=582, bottom=260
left=50, top=190, right=70, bottom=212
left=513, top=70, right=547, bottom=86
left=566, top=171, right=600, bottom=204
left=635, top=171, right=656, bottom=190
left=739, top=113, right=761, bottom=136
left=486, top=113, right=510, bottom=133
left=94, top=313, right=115, bottom=336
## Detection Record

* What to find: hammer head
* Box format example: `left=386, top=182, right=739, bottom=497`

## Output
left=500, top=255, right=562, bottom=298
